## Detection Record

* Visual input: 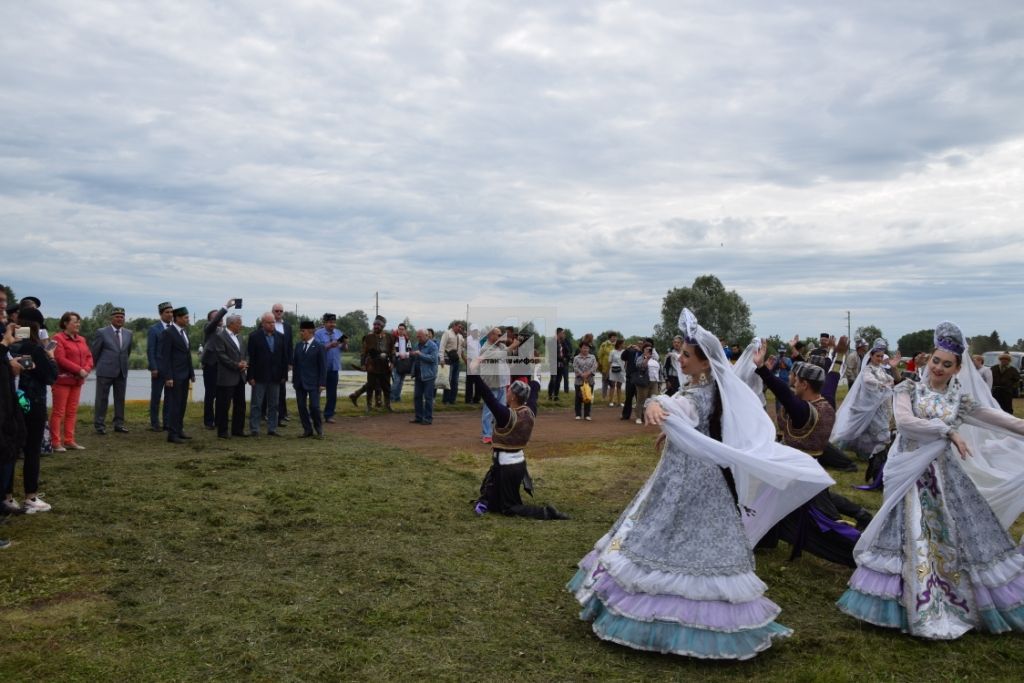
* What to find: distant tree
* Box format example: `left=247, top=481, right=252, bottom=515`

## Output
left=81, top=302, right=118, bottom=337
left=855, top=325, right=884, bottom=344
left=337, top=310, right=370, bottom=340
left=1012, top=338, right=1024, bottom=352
left=969, top=331, right=1004, bottom=355
left=129, top=317, right=157, bottom=333
left=898, top=329, right=935, bottom=356
left=446, top=319, right=468, bottom=331
left=653, top=275, right=753, bottom=350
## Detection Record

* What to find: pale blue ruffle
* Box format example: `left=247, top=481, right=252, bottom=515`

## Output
left=979, top=603, right=1024, bottom=633
left=836, top=588, right=908, bottom=630
left=577, top=597, right=790, bottom=660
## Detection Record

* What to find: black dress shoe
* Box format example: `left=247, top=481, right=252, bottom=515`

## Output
left=168, top=436, right=185, bottom=444
left=232, top=432, right=248, bottom=438
left=410, top=419, right=422, bottom=423
left=300, top=432, right=314, bottom=438
left=544, top=504, right=571, bottom=520
left=267, top=431, right=281, bottom=437
left=95, top=428, right=107, bottom=435
left=180, top=433, right=193, bottom=439
left=114, top=426, right=129, bottom=433
left=217, top=433, right=230, bottom=439
left=150, top=425, right=162, bottom=432
left=204, top=424, right=216, bottom=430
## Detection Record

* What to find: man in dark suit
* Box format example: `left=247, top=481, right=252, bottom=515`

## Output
left=159, top=307, right=195, bottom=444
left=211, top=314, right=249, bottom=438
left=91, top=306, right=133, bottom=435
left=147, top=302, right=174, bottom=431
left=292, top=320, right=326, bottom=437
left=201, top=298, right=236, bottom=429
left=268, top=303, right=294, bottom=424
left=247, top=312, right=288, bottom=436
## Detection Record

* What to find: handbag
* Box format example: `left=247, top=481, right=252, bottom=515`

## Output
left=581, top=382, right=593, bottom=404
left=629, top=367, right=650, bottom=387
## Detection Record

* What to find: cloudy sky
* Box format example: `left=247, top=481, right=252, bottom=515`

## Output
left=3, top=1, right=1023, bottom=345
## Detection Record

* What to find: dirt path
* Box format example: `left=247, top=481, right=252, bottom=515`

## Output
left=326, top=400, right=655, bottom=460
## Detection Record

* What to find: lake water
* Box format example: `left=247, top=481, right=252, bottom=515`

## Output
left=73, top=369, right=571, bottom=405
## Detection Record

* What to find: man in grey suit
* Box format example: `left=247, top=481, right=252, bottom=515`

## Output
left=212, top=314, right=249, bottom=438
left=91, top=306, right=133, bottom=435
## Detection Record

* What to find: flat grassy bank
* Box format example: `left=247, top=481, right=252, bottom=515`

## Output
left=1, top=401, right=1023, bottom=682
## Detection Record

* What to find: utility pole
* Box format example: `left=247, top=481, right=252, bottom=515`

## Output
left=847, top=311, right=852, bottom=340
left=375, top=291, right=379, bottom=318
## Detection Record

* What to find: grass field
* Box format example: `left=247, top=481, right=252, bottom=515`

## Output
left=2, top=398, right=1023, bottom=682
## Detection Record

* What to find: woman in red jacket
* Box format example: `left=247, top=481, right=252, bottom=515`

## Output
left=50, top=312, right=93, bottom=451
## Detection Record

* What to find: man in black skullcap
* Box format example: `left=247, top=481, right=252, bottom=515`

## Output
left=159, top=307, right=195, bottom=444
left=148, top=302, right=174, bottom=431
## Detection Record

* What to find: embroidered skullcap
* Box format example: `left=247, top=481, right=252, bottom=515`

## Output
left=795, top=361, right=826, bottom=383
left=322, top=313, right=336, bottom=321
left=933, top=321, right=965, bottom=357
left=157, top=301, right=173, bottom=313
left=111, top=307, right=125, bottom=316
left=509, top=380, right=531, bottom=404
left=172, top=306, right=189, bottom=317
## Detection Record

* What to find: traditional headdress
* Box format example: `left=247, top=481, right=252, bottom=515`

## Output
left=870, top=338, right=888, bottom=353
left=934, top=321, right=965, bottom=357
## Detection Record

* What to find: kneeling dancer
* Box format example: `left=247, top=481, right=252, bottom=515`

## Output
left=469, top=373, right=568, bottom=520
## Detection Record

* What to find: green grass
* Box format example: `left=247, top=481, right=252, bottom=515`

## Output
left=2, top=401, right=1023, bottom=682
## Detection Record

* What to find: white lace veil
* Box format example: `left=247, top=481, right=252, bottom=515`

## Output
left=658, top=309, right=834, bottom=544
left=830, top=338, right=891, bottom=445
left=733, top=338, right=766, bottom=410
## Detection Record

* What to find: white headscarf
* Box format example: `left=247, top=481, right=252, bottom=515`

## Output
left=656, top=309, right=834, bottom=544
left=830, top=338, right=892, bottom=445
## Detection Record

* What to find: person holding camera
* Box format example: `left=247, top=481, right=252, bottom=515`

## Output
left=4, top=312, right=57, bottom=514
left=438, top=322, right=465, bottom=405
left=50, top=312, right=93, bottom=452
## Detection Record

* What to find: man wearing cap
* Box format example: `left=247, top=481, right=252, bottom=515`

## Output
left=147, top=302, right=174, bottom=431
left=356, top=315, right=394, bottom=413
left=751, top=338, right=872, bottom=567
left=292, top=320, right=326, bottom=437
left=159, top=307, right=195, bottom=444
left=210, top=314, right=249, bottom=438
left=90, top=307, right=133, bottom=435
left=438, top=322, right=466, bottom=405
left=992, top=353, right=1021, bottom=414
left=844, top=338, right=868, bottom=389
left=247, top=312, right=289, bottom=436
left=314, top=314, right=345, bottom=423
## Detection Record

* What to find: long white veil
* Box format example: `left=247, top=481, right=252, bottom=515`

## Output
left=830, top=339, right=890, bottom=446
left=657, top=309, right=834, bottom=544
left=733, top=338, right=766, bottom=410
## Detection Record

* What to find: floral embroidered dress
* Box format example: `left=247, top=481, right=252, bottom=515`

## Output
left=838, top=378, right=1024, bottom=639
left=567, top=380, right=792, bottom=659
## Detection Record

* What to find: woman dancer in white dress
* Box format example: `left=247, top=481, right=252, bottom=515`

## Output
left=568, top=310, right=833, bottom=659
left=838, top=321, right=1024, bottom=639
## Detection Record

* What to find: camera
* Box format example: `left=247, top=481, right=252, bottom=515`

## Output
left=234, top=298, right=243, bottom=309
left=17, top=356, right=34, bottom=370
left=14, top=326, right=30, bottom=340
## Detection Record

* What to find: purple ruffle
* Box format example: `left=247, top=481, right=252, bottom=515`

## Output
left=590, top=574, right=781, bottom=632
left=848, top=566, right=901, bottom=599
left=974, top=573, right=1024, bottom=611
